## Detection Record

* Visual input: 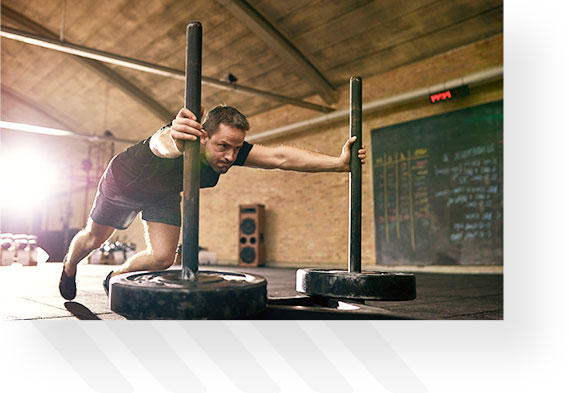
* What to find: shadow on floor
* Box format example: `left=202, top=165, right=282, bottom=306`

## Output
left=64, top=302, right=101, bottom=320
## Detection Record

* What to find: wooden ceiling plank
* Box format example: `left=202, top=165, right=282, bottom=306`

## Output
left=312, top=0, right=503, bottom=66
left=201, top=29, right=253, bottom=67
left=60, top=1, right=133, bottom=45
left=0, top=42, right=37, bottom=86
left=201, top=1, right=271, bottom=65
left=1, top=84, right=77, bottom=130
left=320, top=5, right=504, bottom=77
left=94, top=1, right=189, bottom=56
left=1, top=4, right=174, bottom=123
left=202, top=30, right=254, bottom=70
left=250, top=0, right=312, bottom=18
left=289, top=0, right=445, bottom=52
left=215, top=0, right=337, bottom=104
left=1, top=43, right=71, bottom=97
left=325, top=12, right=503, bottom=85
left=266, top=0, right=372, bottom=38
left=203, top=33, right=278, bottom=83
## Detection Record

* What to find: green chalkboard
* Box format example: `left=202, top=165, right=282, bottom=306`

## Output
left=371, top=100, right=503, bottom=265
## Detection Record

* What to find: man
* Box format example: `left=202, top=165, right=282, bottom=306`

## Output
left=59, top=105, right=367, bottom=300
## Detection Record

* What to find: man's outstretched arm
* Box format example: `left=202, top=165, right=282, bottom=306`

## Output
left=244, top=136, right=366, bottom=173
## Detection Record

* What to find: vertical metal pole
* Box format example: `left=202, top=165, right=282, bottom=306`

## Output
left=82, top=145, right=92, bottom=223
left=349, top=76, right=362, bottom=273
left=182, top=22, right=202, bottom=281
left=63, top=165, right=73, bottom=259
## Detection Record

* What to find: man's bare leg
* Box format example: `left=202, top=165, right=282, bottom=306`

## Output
left=110, top=220, right=180, bottom=278
left=64, top=219, right=116, bottom=275
left=60, top=219, right=115, bottom=299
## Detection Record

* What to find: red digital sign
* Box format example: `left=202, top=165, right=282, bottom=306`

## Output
left=429, top=85, right=470, bottom=104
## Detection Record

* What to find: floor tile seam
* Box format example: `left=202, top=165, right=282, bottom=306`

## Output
left=442, top=309, right=504, bottom=319
left=14, top=311, right=117, bottom=320
left=412, top=292, right=503, bottom=304
left=375, top=293, right=503, bottom=308
left=20, top=296, right=69, bottom=311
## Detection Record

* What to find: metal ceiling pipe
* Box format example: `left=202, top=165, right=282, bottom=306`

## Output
left=0, top=26, right=335, bottom=113
left=246, top=65, right=503, bottom=143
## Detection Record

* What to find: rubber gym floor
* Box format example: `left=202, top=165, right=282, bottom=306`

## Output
left=0, top=263, right=503, bottom=320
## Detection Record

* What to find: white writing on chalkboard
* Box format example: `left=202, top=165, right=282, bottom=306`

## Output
left=434, top=143, right=501, bottom=242
left=452, top=144, right=495, bottom=160
left=376, top=143, right=502, bottom=246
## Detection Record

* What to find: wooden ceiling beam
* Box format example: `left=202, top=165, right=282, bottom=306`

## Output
left=0, top=4, right=174, bottom=123
left=215, top=0, right=338, bottom=105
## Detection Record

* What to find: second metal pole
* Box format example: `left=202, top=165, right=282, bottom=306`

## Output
left=349, top=76, right=362, bottom=273
left=182, top=22, right=202, bottom=281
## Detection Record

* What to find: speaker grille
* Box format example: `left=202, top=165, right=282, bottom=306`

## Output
left=240, top=218, right=256, bottom=235
left=240, top=247, right=256, bottom=263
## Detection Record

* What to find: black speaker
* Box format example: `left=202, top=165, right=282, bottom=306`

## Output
left=238, top=204, right=265, bottom=266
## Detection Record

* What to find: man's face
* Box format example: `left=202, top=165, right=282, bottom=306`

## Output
left=201, top=123, right=245, bottom=174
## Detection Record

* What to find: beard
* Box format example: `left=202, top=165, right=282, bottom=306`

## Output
left=215, top=162, right=231, bottom=173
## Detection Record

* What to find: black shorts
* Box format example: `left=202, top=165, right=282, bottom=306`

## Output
left=89, top=166, right=181, bottom=229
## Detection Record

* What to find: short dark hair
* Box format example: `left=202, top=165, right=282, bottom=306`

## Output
left=202, top=105, right=249, bottom=136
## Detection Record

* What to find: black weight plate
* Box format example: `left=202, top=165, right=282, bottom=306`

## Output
left=296, top=268, right=416, bottom=301
left=110, top=269, right=267, bottom=319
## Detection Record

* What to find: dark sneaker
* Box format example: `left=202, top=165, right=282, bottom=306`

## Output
left=103, top=271, right=113, bottom=296
left=59, top=265, right=76, bottom=300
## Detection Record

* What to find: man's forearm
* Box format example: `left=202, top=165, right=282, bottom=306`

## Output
left=149, top=125, right=184, bottom=159
left=276, top=145, right=346, bottom=172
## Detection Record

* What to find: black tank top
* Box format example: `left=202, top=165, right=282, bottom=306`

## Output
left=109, top=134, right=253, bottom=202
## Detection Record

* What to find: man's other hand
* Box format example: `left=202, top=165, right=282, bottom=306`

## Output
left=339, top=136, right=367, bottom=171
